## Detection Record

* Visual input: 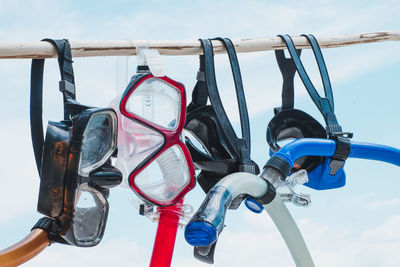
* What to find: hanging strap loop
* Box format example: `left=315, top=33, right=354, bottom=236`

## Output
left=277, top=34, right=344, bottom=136
left=30, top=39, right=76, bottom=176
left=196, top=37, right=255, bottom=168
left=274, top=48, right=302, bottom=113
left=277, top=34, right=353, bottom=175
left=42, top=39, right=76, bottom=119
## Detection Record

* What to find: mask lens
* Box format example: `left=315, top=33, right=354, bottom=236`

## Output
left=125, top=78, right=181, bottom=130
left=134, top=145, right=190, bottom=205
left=73, top=184, right=108, bottom=246
left=116, top=116, right=165, bottom=178
left=79, top=111, right=117, bottom=176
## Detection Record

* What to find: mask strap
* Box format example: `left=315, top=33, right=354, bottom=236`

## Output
left=42, top=39, right=76, bottom=119
left=192, top=38, right=259, bottom=264
left=278, top=34, right=353, bottom=175
left=200, top=38, right=258, bottom=168
left=214, top=37, right=251, bottom=153
left=187, top=55, right=208, bottom=112
left=274, top=48, right=301, bottom=113
left=30, top=39, right=76, bottom=176
left=278, top=34, right=347, bottom=137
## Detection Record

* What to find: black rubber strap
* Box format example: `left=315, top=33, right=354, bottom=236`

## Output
left=188, top=55, right=208, bottom=112
left=199, top=38, right=256, bottom=168
left=31, top=216, right=56, bottom=232
left=42, top=39, right=75, bottom=91
left=30, top=39, right=76, bottom=177
left=214, top=37, right=251, bottom=151
left=278, top=34, right=341, bottom=135
left=199, top=38, right=239, bottom=154
left=42, top=39, right=76, bottom=120
left=30, top=59, right=45, bottom=175
left=329, top=135, right=351, bottom=175
left=275, top=48, right=301, bottom=112
left=31, top=217, right=69, bottom=245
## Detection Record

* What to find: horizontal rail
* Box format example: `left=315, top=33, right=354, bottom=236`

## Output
left=0, top=31, right=399, bottom=59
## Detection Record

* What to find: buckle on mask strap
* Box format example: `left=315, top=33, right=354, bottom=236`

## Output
left=329, top=134, right=351, bottom=175
left=237, top=138, right=259, bottom=174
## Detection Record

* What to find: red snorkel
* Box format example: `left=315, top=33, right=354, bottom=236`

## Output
left=150, top=199, right=184, bottom=267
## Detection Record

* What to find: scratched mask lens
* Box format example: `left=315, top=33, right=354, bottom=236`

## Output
left=69, top=184, right=108, bottom=247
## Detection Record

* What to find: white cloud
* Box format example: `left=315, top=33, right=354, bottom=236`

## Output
left=173, top=211, right=400, bottom=267
left=367, top=199, right=400, bottom=210
left=27, top=238, right=149, bottom=267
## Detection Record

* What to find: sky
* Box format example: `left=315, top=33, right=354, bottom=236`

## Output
left=1, top=0, right=400, bottom=266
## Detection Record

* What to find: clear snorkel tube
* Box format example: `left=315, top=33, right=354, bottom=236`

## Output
left=185, top=171, right=315, bottom=267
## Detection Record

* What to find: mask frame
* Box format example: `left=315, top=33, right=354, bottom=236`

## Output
left=30, top=39, right=121, bottom=247
left=118, top=73, right=196, bottom=207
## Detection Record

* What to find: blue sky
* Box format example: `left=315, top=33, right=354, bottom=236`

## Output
left=1, top=0, right=400, bottom=266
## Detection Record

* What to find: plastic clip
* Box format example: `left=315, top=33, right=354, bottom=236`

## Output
left=278, top=170, right=311, bottom=207
left=59, top=80, right=75, bottom=97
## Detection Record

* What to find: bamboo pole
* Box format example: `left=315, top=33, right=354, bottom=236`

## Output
left=0, top=31, right=399, bottom=59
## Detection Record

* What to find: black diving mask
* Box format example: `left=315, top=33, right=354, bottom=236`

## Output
left=30, top=39, right=122, bottom=247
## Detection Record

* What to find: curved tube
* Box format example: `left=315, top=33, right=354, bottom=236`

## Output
left=185, top=171, right=314, bottom=267
left=185, top=172, right=268, bottom=247
left=350, top=141, right=400, bottom=166
left=273, top=138, right=336, bottom=167
left=274, top=138, right=400, bottom=167
left=150, top=199, right=183, bottom=267
left=0, top=229, right=50, bottom=267
left=264, top=196, right=314, bottom=267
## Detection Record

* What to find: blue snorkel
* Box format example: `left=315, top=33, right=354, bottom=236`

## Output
left=186, top=138, right=400, bottom=250
left=266, top=138, right=400, bottom=184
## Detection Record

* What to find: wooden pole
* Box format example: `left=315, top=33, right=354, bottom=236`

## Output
left=0, top=31, right=399, bottom=59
